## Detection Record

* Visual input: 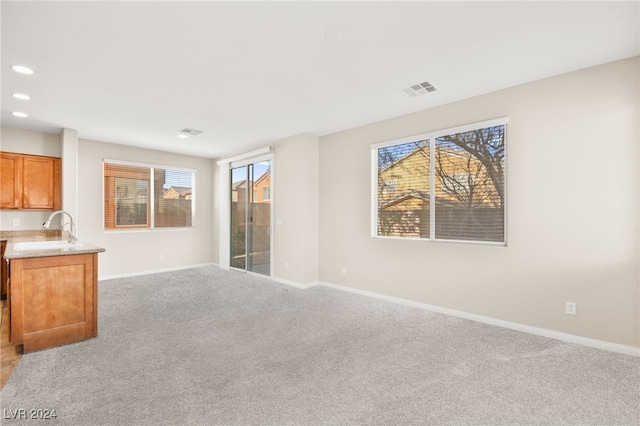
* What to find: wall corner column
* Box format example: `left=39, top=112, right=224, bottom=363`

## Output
left=60, top=128, right=79, bottom=231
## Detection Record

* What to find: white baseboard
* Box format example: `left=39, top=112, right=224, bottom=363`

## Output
left=273, top=277, right=321, bottom=290
left=319, top=281, right=640, bottom=358
left=99, top=262, right=217, bottom=281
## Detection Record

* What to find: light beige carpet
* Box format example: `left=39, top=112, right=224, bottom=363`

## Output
left=1, top=265, right=638, bottom=425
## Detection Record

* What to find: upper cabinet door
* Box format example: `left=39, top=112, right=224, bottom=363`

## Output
left=0, top=152, right=61, bottom=210
left=22, top=155, right=62, bottom=210
left=0, top=153, right=23, bottom=209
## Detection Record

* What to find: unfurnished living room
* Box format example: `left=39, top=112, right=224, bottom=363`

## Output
left=0, top=1, right=639, bottom=425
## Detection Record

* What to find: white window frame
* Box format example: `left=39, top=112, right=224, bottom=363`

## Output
left=371, top=117, right=508, bottom=246
left=103, top=158, right=196, bottom=232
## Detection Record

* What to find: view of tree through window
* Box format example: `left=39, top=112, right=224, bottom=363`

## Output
left=374, top=120, right=506, bottom=244
left=377, top=140, right=430, bottom=238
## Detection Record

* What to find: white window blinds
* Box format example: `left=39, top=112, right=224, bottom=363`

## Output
left=104, top=160, right=195, bottom=230
left=372, top=118, right=507, bottom=245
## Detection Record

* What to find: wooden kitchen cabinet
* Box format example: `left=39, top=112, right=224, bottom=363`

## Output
left=10, top=253, right=98, bottom=353
left=22, top=154, right=62, bottom=209
left=0, top=153, right=23, bottom=209
left=1, top=240, right=6, bottom=298
left=0, top=152, right=61, bottom=210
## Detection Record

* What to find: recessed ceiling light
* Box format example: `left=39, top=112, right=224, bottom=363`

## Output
left=12, top=111, right=28, bottom=118
left=12, top=93, right=31, bottom=101
left=11, top=65, right=34, bottom=75
left=177, top=134, right=189, bottom=139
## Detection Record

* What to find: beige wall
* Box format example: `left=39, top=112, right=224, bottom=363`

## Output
left=77, top=138, right=215, bottom=278
left=318, top=57, right=639, bottom=347
left=272, top=134, right=320, bottom=285
left=0, top=126, right=60, bottom=157
left=0, top=127, right=61, bottom=230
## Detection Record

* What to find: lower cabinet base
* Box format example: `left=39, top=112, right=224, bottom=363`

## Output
left=23, top=323, right=96, bottom=353
left=10, top=253, right=98, bottom=353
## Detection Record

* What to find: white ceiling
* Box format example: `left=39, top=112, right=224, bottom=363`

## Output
left=2, top=1, right=638, bottom=159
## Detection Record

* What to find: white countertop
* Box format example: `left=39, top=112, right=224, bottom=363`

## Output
left=4, top=238, right=105, bottom=260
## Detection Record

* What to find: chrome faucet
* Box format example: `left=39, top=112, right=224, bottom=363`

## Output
left=43, top=210, right=77, bottom=243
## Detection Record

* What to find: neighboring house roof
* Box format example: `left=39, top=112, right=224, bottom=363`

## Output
left=232, top=171, right=270, bottom=191
left=168, top=186, right=191, bottom=194
left=254, top=170, right=270, bottom=187
left=164, top=186, right=192, bottom=198
left=379, top=141, right=502, bottom=208
left=232, top=180, right=247, bottom=190
left=379, top=191, right=459, bottom=210
left=379, top=145, right=428, bottom=174
left=381, top=143, right=483, bottom=175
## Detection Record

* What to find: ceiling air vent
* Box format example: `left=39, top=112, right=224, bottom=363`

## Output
left=178, top=128, right=203, bottom=137
left=402, top=81, right=436, bottom=98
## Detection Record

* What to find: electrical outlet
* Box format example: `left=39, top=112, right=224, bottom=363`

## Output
left=566, top=302, right=577, bottom=315
left=284, top=262, right=289, bottom=270
left=12, top=219, right=20, bottom=227
left=341, top=266, right=347, bottom=275
left=158, top=253, right=164, bottom=260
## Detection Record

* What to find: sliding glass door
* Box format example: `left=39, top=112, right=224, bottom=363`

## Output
left=230, top=160, right=271, bottom=276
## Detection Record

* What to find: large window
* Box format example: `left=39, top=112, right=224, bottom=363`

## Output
left=104, top=160, right=195, bottom=230
left=372, top=118, right=507, bottom=244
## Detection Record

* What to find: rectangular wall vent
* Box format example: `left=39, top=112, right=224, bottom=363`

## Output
left=178, top=128, right=203, bottom=136
left=402, top=81, right=436, bottom=98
